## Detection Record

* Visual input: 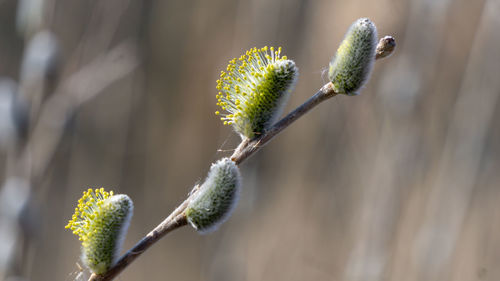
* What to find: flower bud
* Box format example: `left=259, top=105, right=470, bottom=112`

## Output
left=328, top=18, right=377, bottom=95
left=186, top=158, right=241, bottom=233
left=375, top=36, right=396, bottom=59
left=65, top=188, right=133, bottom=274
left=216, top=46, right=298, bottom=139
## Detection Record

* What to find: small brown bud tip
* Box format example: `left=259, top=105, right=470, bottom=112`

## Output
left=375, top=36, right=396, bottom=59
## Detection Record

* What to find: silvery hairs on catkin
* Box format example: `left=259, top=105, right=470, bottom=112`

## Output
left=328, top=18, right=377, bottom=95
left=185, top=158, right=241, bottom=234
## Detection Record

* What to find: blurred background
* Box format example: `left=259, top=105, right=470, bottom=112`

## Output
left=0, top=0, right=499, bottom=280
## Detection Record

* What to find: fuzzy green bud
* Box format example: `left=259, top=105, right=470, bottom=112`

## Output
left=65, top=188, right=133, bottom=274
left=216, top=46, right=298, bottom=139
left=328, top=18, right=377, bottom=95
left=186, top=158, right=241, bottom=233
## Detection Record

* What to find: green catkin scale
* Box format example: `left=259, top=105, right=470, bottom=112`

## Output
left=186, top=158, right=241, bottom=233
left=66, top=188, right=133, bottom=274
left=328, top=18, right=378, bottom=95
left=216, top=46, right=298, bottom=139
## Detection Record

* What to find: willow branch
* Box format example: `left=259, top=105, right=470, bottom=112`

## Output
left=231, top=82, right=336, bottom=164
left=88, top=36, right=395, bottom=281
left=231, top=35, right=395, bottom=164
left=88, top=199, right=189, bottom=281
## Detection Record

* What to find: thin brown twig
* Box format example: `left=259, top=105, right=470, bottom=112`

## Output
left=88, top=200, right=189, bottom=281
left=231, top=82, right=336, bottom=164
left=88, top=36, right=395, bottom=281
left=231, top=36, right=396, bottom=164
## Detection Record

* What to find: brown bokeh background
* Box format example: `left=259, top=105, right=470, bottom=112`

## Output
left=0, top=0, right=499, bottom=280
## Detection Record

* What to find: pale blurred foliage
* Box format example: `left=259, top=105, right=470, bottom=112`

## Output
left=0, top=0, right=499, bottom=281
